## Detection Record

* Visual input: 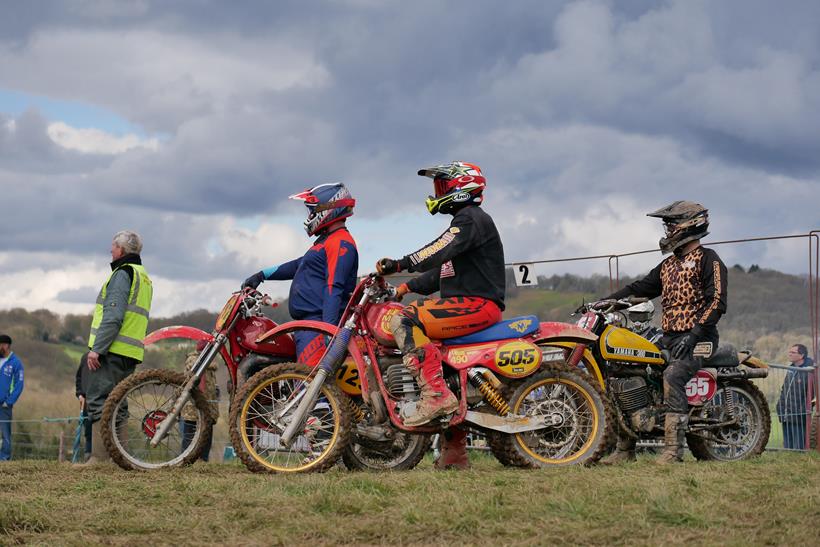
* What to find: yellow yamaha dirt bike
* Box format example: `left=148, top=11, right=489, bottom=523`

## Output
left=556, top=298, right=771, bottom=461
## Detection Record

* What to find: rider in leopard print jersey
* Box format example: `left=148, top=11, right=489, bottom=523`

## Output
left=601, top=201, right=727, bottom=465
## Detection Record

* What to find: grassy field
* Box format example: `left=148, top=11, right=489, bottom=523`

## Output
left=1, top=452, right=818, bottom=545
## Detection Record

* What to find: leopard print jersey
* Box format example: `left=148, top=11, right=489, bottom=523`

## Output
left=660, top=247, right=712, bottom=332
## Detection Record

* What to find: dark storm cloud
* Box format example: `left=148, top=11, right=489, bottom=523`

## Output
left=1, top=0, right=819, bottom=305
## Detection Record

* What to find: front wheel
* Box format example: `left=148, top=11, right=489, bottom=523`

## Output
left=229, top=363, right=351, bottom=473
left=488, top=363, right=613, bottom=467
left=100, top=369, right=212, bottom=470
left=686, top=380, right=770, bottom=461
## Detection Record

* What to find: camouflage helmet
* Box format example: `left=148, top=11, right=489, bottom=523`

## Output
left=647, top=201, right=709, bottom=254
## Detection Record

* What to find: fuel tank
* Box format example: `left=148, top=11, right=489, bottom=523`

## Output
left=599, top=325, right=664, bottom=365
left=364, top=302, right=404, bottom=347
left=235, top=316, right=296, bottom=356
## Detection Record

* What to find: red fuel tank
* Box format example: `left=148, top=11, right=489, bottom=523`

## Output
left=234, top=316, right=295, bottom=356
left=365, top=302, right=404, bottom=347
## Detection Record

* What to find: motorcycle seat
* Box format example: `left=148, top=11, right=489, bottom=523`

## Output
left=703, top=344, right=740, bottom=368
left=442, top=315, right=540, bottom=345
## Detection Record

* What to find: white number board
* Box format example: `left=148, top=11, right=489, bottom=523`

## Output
left=513, top=263, right=536, bottom=287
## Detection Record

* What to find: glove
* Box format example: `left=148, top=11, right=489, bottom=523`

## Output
left=242, top=271, right=266, bottom=290
left=376, top=258, right=401, bottom=275
left=395, top=283, right=409, bottom=302
left=671, top=325, right=703, bottom=360
left=671, top=334, right=696, bottom=360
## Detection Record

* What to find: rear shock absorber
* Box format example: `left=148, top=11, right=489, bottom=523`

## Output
left=347, top=398, right=366, bottom=423
left=467, top=369, right=510, bottom=416
left=723, top=386, right=737, bottom=420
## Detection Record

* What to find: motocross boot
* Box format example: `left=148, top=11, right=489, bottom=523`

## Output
left=656, top=413, right=688, bottom=464
left=401, top=344, right=459, bottom=427
left=599, top=435, right=637, bottom=465
left=434, top=426, right=470, bottom=470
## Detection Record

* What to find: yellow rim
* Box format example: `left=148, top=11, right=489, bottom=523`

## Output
left=514, top=377, right=600, bottom=465
left=240, top=372, right=341, bottom=473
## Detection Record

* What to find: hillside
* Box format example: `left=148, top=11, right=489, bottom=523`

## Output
left=0, top=264, right=814, bottom=388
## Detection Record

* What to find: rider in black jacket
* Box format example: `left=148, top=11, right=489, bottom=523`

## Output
left=377, top=161, right=505, bottom=469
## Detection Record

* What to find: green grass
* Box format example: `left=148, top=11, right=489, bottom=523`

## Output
left=61, top=343, right=86, bottom=363
left=1, top=452, right=818, bottom=545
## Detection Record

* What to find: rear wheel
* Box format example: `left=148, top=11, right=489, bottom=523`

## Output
left=488, top=363, right=613, bottom=467
left=687, top=380, right=770, bottom=461
left=229, top=363, right=351, bottom=473
left=101, top=369, right=212, bottom=470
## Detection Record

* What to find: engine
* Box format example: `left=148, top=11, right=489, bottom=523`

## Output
left=610, top=377, right=659, bottom=433
left=384, top=363, right=420, bottom=401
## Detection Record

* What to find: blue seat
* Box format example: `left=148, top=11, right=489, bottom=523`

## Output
left=443, top=315, right=540, bottom=345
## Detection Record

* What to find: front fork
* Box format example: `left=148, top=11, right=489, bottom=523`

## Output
left=279, top=326, right=352, bottom=447
left=149, top=335, right=224, bottom=448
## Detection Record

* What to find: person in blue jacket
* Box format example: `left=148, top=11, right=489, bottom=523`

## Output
left=242, top=183, right=358, bottom=366
left=0, top=334, right=24, bottom=461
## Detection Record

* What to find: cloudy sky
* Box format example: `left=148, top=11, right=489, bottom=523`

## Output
left=1, top=0, right=819, bottom=317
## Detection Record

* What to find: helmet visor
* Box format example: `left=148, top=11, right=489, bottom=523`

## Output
left=433, top=177, right=452, bottom=198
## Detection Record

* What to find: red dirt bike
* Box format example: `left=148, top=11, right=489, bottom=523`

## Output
left=230, top=274, right=613, bottom=473
left=101, top=288, right=431, bottom=471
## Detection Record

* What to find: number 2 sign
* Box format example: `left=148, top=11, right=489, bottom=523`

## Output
left=513, top=263, right=535, bottom=287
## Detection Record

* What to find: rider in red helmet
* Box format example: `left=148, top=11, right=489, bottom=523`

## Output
left=243, top=183, right=358, bottom=367
left=377, top=162, right=506, bottom=469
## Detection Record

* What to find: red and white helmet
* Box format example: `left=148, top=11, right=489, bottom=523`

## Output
left=289, top=183, right=355, bottom=236
left=417, top=161, right=486, bottom=215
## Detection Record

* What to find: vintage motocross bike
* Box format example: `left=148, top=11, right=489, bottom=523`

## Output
left=568, top=298, right=771, bottom=461
left=100, top=287, right=431, bottom=471
left=229, top=273, right=613, bottom=473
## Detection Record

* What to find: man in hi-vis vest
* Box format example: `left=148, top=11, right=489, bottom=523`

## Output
left=82, top=230, right=152, bottom=464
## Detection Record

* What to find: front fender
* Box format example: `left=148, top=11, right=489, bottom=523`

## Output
left=256, top=320, right=339, bottom=344
left=144, top=326, right=214, bottom=346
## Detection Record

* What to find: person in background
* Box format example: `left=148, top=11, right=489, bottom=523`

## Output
left=0, top=334, right=24, bottom=461
left=181, top=340, right=218, bottom=461
left=74, top=352, right=92, bottom=459
left=776, top=344, right=814, bottom=450
left=81, top=230, right=153, bottom=465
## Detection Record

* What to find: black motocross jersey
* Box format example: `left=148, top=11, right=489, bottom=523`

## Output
left=399, top=205, right=506, bottom=310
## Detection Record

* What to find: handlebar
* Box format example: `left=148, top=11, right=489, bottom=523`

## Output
left=577, top=296, right=648, bottom=314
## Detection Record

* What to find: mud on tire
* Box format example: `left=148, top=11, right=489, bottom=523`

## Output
left=686, top=379, right=770, bottom=461
left=488, top=362, right=613, bottom=468
left=101, top=368, right=212, bottom=471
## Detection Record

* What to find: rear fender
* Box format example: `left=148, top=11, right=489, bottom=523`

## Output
left=534, top=321, right=598, bottom=344
left=255, top=320, right=338, bottom=344
left=738, top=351, right=769, bottom=369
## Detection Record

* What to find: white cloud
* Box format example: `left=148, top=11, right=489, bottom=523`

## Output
left=214, top=218, right=306, bottom=270
left=47, top=121, right=159, bottom=154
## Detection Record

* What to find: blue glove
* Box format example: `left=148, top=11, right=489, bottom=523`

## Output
left=242, top=271, right=266, bottom=290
